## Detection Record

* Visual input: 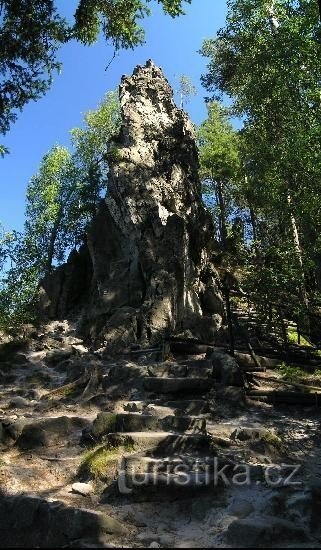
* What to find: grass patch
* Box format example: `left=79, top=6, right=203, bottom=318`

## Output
left=276, top=362, right=321, bottom=388
left=261, top=431, right=285, bottom=451
left=287, top=327, right=312, bottom=347
left=79, top=442, right=134, bottom=482
left=277, top=362, right=310, bottom=383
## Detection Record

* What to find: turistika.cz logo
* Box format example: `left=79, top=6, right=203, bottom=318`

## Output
left=117, top=457, right=302, bottom=494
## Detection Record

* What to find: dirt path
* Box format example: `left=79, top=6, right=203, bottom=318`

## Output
left=1, top=324, right=321, bottom=547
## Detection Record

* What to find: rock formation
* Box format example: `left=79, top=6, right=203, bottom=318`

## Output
left=39, top=60, right=224, bottom=352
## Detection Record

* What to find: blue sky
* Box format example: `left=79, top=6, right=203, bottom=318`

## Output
left=0, top=0, right=227, bottom=232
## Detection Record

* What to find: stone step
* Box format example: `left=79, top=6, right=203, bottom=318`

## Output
left=107, top=432, right=213, bottom=454
left=122, top=400, right=210, bottom=416
left=143, top=404, right=180, bottom=418
left=16, top=416, right=92, bottom=450
left=157, top=400, right=211, bottom=415
left=145, top=360, right=213, bottom=379
left=119, top=453, right=236, bottom=491
left=122, top=454, right=232, bottom=475
left=114, top=413, right=206, bottom=433
left=120, top=471, right=216, bottom=490
left=169, top=342, right=209, bottom=355
left=143, top=377, right=213, bottom=394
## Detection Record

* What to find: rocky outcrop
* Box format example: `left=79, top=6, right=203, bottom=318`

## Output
left=39, top=60, right=224, bottom=352
left=38, top=245, right=92, bottom=320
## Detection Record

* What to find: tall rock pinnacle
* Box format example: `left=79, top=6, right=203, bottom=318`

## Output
left=39, top=60, right=224, bottom=352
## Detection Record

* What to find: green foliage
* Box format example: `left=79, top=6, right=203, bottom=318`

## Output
left=74, top=0, right=150, bottom=48
left=0, top=228, right=37, bottom=329
left=176, top=74, right=197, bottom=108
left=261, top=431, right=284, bottom=451
left=198, top=101, right=240, bottom=183
left=107, top=146, right=123, bottom=164
left=197, top=100, right=242, bottom=251
left=71, top=91, right=121, bottom=170
left=201, top=0, right=321, bottom=232
left=80, top=443, right=134, bottom=481
left=25, top=92, right=119, bottom=276
left=242, top=236, right=305, bottom=318
left=277, top=362, right=310, bottom=383
left=0, top=145, right=9, bottom=158
left=25, top=145, right=79, bottom=273
left=287, top=326, right=312, bottom=347
left=201, top=0, right=321, bottom=328
left=157, top=0, right=190, bottom=17
left=74, top=0, right=191, bottom=47
left=0, top=0, right=67, bottom=137
left=0, top=224, right=15, bottom=272
left=0, top=91, right=120, bottom=331
left=0, top=0, right=189, bottom=146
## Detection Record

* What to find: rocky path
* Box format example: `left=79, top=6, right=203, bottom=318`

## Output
left=1, top=323, right=321, bottom=547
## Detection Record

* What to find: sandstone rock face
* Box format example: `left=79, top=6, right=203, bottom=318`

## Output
left=39, top=60, right=224, bottom=352
left=38, top=245, right=92, bottom=320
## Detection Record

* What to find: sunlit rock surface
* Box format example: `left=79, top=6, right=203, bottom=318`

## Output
left=39, top=60, right=223, bottom=352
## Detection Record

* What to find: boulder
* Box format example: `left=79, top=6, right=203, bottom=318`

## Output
left=0, top=493, right=128, bottom=547
left=215, top=386, right=245, bottom=402
left=71, top=483, right=93, bottom=497
left=228, top=500, right=255, bottom=519
left=38, top=245, right=93, bottom=320
left=1, top=419, right=26, bottom=442
left=307, top=476, right=321, bottom=534
left=8, top=396, right=30, bottom=409
left=0, top=369, right=17, bottom=384
left=91, top=412, right=117, bottom=439
left=230, top=427, right=277, bottom=443
left=0, top=423, right=6, bottom=445
left=209, top=350, right=243, bottom=386
left=16, top=416, right=90, bottom=450
left=226, top=515, right=307, bottom=547
left=104, top=362, right=146, bottom=385
left=45, top=347, right=74, bottom=365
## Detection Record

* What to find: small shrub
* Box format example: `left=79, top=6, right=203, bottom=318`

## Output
left=79, top=443, right=134, bottom=482
left=287, top=327, right=312, bottom=347
left=261, top=431, right=284, bottom=451
left=277, top=362, right=309, bottom=382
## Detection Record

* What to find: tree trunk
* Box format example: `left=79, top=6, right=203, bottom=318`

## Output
left=249, top=205, right=258, bottom=242
left=216, top=179, right=228, bottom=248
left=286, top=191, right=310, bottom=329
left=45, top=217, right=61, bottom=275
left=268, top=0, right=280, bottom=31
left=278, top=307, right=288, bottom=348
left=45, top=186, right=75, bottom=275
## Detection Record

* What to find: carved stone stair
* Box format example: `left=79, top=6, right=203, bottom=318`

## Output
left=104, top=354, right=222, bottom=492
